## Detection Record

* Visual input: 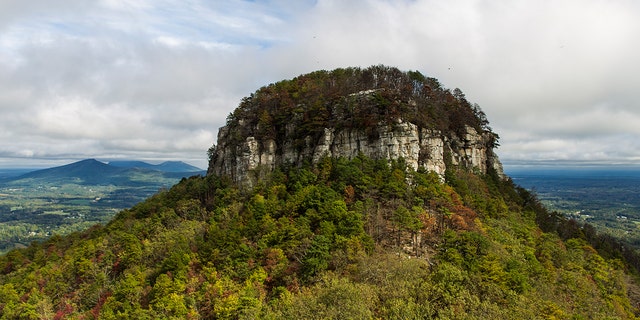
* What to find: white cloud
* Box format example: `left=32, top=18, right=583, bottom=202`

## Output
left=0, top=0, right=639, bottom=169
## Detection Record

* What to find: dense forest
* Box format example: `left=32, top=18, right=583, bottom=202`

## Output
left=227, top=65, right=492, bottom=134
left=1, top=155, right=639, bottom=318
left=1, top=66, right=640, bottom=319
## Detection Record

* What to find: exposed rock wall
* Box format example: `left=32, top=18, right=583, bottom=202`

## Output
left=209, top=119, right=504, bottom=188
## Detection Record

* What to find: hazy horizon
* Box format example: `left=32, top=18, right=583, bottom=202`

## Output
left=1, top=157, right=638, bottom=173
left=0, top=158, right=206, bottom=170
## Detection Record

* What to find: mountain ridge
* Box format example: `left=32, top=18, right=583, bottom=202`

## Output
left=14, top=159, right=125, bottom=184
left=4, top=158, right=205, bottom=185
left=108, top=160, right=203, bottom=172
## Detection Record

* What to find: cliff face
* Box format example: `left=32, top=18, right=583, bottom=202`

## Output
left=207, top=66, right=504, bottom=187
left=210, top=118, right=504, bottom=188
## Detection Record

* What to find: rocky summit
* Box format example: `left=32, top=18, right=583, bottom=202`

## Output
left=209, top=65, right=504, bottom=188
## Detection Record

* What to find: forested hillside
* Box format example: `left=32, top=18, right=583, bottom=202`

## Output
left=1, top=66, right=639, bottom=319
left=1, top=157, right=637, bottom=318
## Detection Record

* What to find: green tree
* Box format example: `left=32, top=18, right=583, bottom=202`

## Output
left=302, top=235, right=332, bottom=279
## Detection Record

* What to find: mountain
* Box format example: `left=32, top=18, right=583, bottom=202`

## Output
left=108, top=160, right=203, bottom=172
left=105, top=160, right=156, bottom=170
left=209, top=65, right=503, bottom=188
left=0, top=159, right=205, bottom=254
left=14, top=159, right=127, bottom=184
left=155, top=161, right=203, bottom=172
left=0, top=168, right=37, bottom=179
left=1, top=66, right=639, bottom=319
left=6, top=159, right=204, bottom=185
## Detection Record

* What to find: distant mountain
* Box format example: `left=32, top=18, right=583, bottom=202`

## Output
left=5, top=159, right=204, bottom=185
left=155, top=161, right=203, bottom=172
left=16, top=159, right=125, bottom=184
left=108, top=160, right=203, bottom=172
left=0, top=168, right=37, bottom=179
left=0, top=159, right=205, bottom=253
left=104, top=160, right=153, bottom=170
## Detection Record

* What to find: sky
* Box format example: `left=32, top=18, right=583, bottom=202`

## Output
left=1, top=0, right=640, bottom=169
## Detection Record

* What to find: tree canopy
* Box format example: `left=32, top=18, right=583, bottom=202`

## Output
left=224, top=65, right=497, bottom=149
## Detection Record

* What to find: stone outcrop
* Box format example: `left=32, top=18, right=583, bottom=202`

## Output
left=207, top=66, right=506, bottom=188
left=209, top=118, right=504, bottom=188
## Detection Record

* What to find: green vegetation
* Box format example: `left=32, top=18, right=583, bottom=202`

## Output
left=1, top=155, right=638, bottom=319
left=230, top=65, right=489, bottom=135
left=214, top=65, right=497, bottom=167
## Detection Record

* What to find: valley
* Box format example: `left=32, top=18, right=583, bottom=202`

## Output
left=507, top=166, right=640, bottom=248
left=0, top=159, right=204, bottom=253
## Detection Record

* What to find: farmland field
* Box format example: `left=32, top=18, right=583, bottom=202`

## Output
left=0, top=160, right=203, bottom=253
left=507, top=166, right=640, bottom=248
